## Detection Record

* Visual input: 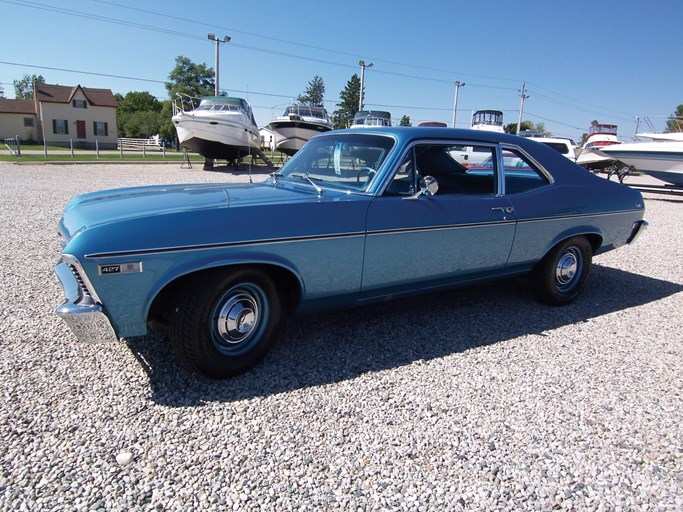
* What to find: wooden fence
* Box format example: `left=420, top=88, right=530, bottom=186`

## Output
left=116, top=137, right=163, bottom=151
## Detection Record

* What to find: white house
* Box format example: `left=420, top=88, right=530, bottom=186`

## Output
left=0, top=83, right=118, bottom=149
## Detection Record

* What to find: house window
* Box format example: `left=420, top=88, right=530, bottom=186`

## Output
left=53, top=119, right=69, bottom=135
left=73, top=99, right=88, bottom=109
left=93, top=122, right=108, bottom=136
left=23, top=117, right=34, bottom=127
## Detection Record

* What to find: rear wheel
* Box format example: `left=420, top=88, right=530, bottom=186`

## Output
left=530, top=237, right=592, bottom=306
left=170, top=269, right=281, bottom=378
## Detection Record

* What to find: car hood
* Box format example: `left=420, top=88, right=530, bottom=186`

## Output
left=59, top=181, right=369, bottom=256
left=60, top=182, right=325, bottom=238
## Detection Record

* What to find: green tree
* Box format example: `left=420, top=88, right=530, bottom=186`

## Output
left=117, top=91, right=162, bottom=114
left=297, top=75, right=326, bottom=106
left=332, top=74, right=361, bottom=129
left=0, top=83, right=4, bottom=98
left=122, top=111, right=163, bottom=138
left=158, top=100, right=176, bottom=144
left=116, top=91, right=163, bottom=137
left=665, top=104, right=683, bottom=133
left=165, top=56, right=215, bottom=99
left=14, top=74, right=45, bottom=99
left=504, top=120, right=549, bottom=135
left=399, top=115, right=411, bottom=126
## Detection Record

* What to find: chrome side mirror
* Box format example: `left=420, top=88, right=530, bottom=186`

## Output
left=403, top=175, right=439, bottom=200
left=421, top=176, right=439, bottom=196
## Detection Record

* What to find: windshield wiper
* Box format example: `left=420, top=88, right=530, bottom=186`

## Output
left=290, top=173, right=324, bottom=196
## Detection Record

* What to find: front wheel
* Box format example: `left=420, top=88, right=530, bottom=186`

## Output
left=169, top=269, right=281, bottom=378
left=530, top=237, right=593, bottom=306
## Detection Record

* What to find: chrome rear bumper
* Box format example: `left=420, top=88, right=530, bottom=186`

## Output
left=55, top=260, right=118, bottom=343
left=627, top=219, right=648, bottom=244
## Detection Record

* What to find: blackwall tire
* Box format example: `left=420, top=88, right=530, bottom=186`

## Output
left=530, top=237, right=593, bottom=306
left=169, top=269, right=281, bottom=379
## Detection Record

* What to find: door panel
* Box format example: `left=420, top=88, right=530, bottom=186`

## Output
left=362, top=194, right=516, bottom=294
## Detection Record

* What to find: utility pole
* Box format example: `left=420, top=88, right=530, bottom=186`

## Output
left=516, top=82, right=529, bottom=134
left=452, top=81, right=465, bottom=128
left=358, top=60, right=374, bottom=111
left=208, top=33, right=231, bottom=96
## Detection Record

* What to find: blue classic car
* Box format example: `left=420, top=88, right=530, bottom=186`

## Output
left=55, top=127, right=647, bottom=378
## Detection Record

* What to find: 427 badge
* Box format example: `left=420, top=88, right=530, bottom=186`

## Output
left=98, top=262, right=142, bottom=275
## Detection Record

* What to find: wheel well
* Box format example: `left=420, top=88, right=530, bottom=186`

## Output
left=533, top=233, right=602, bottom=273
left=147, top=264, right=301, bottom=331
left=583, top=233, right=602, bottom=254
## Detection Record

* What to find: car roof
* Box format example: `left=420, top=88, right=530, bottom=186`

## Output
left=331, top=126, right=526, bottom=145
left=319, top=126, right=588, bottom=184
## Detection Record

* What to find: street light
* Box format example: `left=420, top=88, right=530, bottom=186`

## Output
left=452, top=81, right=465, bottom=128
left=358, top=60, right=374, bottom=111
left=208, top=33, right=231, bottom=96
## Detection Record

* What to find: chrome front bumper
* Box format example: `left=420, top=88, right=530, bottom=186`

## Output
left=55, top=260, right=119, bottom=343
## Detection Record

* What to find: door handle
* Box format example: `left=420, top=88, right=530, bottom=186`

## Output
left=492, top=206, right=514, bottom=214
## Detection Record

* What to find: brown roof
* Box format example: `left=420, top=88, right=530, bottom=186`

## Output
left=35, top=83, right=118, bottom=108
left=0, top=98, right=35, bottom=114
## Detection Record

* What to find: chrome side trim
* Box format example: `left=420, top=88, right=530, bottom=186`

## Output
left=85, top=232, right=366, bottom=259
left=516, top=209, right=642, bottom=226
left=83, top=209, right=643, bottom=260
left=368, top=220, right=516, bottom=237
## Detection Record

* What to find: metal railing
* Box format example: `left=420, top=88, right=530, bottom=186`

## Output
left=4, top=136, right=20, bottom=156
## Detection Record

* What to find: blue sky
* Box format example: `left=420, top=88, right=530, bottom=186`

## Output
left=1, top=0, right=681, bottom=141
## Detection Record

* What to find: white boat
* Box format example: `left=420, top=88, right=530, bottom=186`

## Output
left=172, top=95, right=260, bottom=161
left=636, top=132, right=683, bottom=142
left=599, top=140, right=683, bottom=186
left=576, top=123, right=620, bottom=169
left=470, top=110, right=504, bottom=133
left=350, top=110, right=392, bottom=128
left=267, top=105, right=333, bottom=156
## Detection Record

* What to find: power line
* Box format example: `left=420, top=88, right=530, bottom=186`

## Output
left=1, top=0, right=658, bottom=129
left=85, top=0, right=525, bottom=85
left=0, top=0, right=526, bottom=90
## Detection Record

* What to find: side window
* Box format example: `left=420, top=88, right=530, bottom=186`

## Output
left=385, top=143, right=497, bottom=196
left=502, top=149, right=550, bottom=194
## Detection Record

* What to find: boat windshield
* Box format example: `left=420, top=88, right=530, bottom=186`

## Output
left=352, top=111, right=392, bottom=127
left=472, top=110, right=503, bottom=127
left=588, top=124, right=618, bottom=136
left=277, top=133, right=395, bottom=192
left=197, top=98, right=248, bottom=114
left=284, top=105, right=328, bottom=119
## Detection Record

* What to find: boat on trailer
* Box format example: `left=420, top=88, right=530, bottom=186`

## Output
left=576, top=124, right=621, bottom=170
left=172, top=95, right=260, bottom=163
left=268, top=105, right=333, bottom=156
left=599, top=140, right=683, bottom=186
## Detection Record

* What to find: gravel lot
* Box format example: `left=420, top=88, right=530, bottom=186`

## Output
left=1, top=162, right=681, bottom=511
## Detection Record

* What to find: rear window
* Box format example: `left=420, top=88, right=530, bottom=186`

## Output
left=542, top=142, right=569, bottom=155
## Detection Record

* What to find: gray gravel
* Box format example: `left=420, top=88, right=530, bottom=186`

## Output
left=1, top=161, right=681, bottom=511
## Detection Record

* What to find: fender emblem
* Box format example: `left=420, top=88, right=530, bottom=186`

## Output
left=99, top=262, right=142, bottom=275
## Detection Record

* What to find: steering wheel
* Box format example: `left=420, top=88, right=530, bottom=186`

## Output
left=356, top=166, right=377, bottom=185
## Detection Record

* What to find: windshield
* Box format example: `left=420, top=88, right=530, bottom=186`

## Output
left=284, top=106, right=328, bottom=119
left=278, top=133, right=396, bottom=192
left=197, top=98, right=248, bottom=114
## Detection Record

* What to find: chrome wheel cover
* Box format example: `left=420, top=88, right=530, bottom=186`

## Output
left=212, top=284, right=266, bottom=355
left=555, top=247, right=582, bottom=292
